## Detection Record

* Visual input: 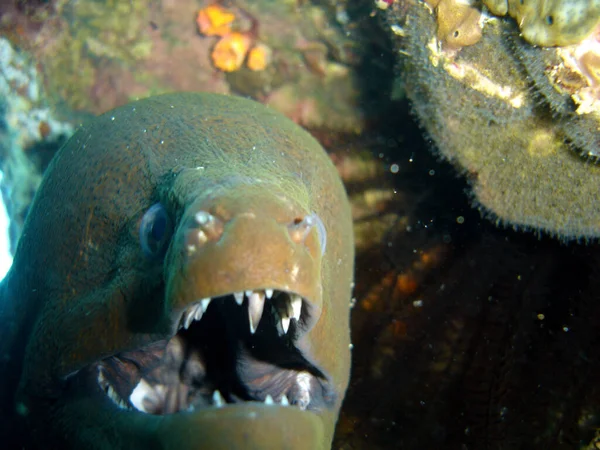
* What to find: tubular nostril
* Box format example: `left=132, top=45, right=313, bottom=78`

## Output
left=288, top=215, right=315, bottom=246
left=184, top=210, right=224, bottom=256
left=288, top=213, right=327, bottom=255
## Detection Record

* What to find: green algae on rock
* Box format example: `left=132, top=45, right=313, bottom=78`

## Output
left=386, top=0, right=600, bottom=239
left=0, top=93, right=354, bottom=449
left=38, top=0, right=153, bottom=111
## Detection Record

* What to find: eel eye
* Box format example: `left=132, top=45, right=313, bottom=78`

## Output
left=139, top=203, right=173, bottom=258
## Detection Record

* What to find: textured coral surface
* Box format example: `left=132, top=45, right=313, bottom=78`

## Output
left=0, top=0, right=389, bottom=247
left=0, top=0, right=368, bottom=132
left=387, top=0, right=600, bottom=239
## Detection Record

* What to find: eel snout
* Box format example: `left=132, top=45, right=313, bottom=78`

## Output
left=166, top=186, right=325, bottom=323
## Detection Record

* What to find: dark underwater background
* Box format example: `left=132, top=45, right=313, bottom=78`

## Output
left=0, top=0, right=598, bottom=448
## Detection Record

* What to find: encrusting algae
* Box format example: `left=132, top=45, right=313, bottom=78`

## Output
left=30, top=0, right=153, bottom=112
left=386, top=0, right=600, bottom=239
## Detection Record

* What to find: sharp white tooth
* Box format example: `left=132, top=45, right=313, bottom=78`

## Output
left=97, top=367, right=107, bottom=385
left=107, top=384, right=119, bottom=403
left=280, top=395, right=289, bottom=406
left=130, top=379, right=153, bottom=413
left=295, top=372, right=311, bottom=411
left=291, top=295, right=302, bottom=321
left=264, top=394, right=274, bottom=405
left=200, top=298, right=211, bottom=311
left=281, top=317, right=290, bottom=334
left=193, top=303, right=204, bottom=321
left=184, top=309, right=195, bottom=329
left=245, top=290, right=253, bottom=298
left=212, top=390, right=225, bottom=408
left=265, top=289, right=274, bottom=299
left=233, top=292, right=244, bottom=305
left=248, top=291, right=265, bottom=334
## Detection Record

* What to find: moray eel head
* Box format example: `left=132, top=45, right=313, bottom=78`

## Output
left=0, top=93, right=354, bottom=449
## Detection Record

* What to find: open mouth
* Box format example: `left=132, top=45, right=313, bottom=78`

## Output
left=88, top=290, right=334, bottom=415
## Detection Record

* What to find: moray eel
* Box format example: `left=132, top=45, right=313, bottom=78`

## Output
left=0, top=93, right=354, bottom=449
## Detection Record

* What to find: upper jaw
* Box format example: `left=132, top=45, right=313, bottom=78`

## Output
left=164, top=193, right=325, bottom=322
left=56, top=394, right=331, bottom=450
left=175, top=288, right=311, bottom=337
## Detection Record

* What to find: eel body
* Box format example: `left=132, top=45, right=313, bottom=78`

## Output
left=0, top=92, right=354, bottom=449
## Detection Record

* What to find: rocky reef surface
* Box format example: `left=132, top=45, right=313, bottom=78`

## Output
left=0, top=0, right=371, bottom=132
left=385, top=0, right=600, bottom=239
left=0, top=0, right=389, bottom=249
left=0, top=0, right=599, bottom=449
left=0, top=36, right=74, bottom=252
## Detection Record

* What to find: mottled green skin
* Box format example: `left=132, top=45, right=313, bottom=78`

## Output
left=0, top=93, right=354, bottom=449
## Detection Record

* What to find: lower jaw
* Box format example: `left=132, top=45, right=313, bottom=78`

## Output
left=46, top=396, right=329, bottom=450
left=151, top=403, right=327, bottom=449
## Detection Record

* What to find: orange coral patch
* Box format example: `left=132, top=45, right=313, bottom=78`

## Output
left=196, top=5, right=236, bottom=37
left=211, top=32, right=251, bottom=72
left=247, top=44, right=271, bottom=71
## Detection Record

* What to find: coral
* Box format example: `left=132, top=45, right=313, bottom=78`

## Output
left=438, top=0, right=600, bottom=109
left=196, top=4, right=273, bottom=75
left=196, top=4, right=235, bottom=37
left=483, top=0, right=508, bottom=15
left=556, top=29, right=600, bottom=115
left=482, top=0, right=600, bottom=46
left=387, top=0, right=600, bottom=238
left=435, top=0, right=483, bottom=51
left=509, top=23, right=600, bottom=158
left=210, top=32, right=252, bottom=72
left=246, top=44, right=272, bottom=71
left=196, top=5, right=273, bottom=74
left=0, top=0, right=236, bottom=113
left=0, top=37, right=74, bottom=251
left=1, top=0, right=369, bottom=131
left=0, top=37, right=73, bottom=163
